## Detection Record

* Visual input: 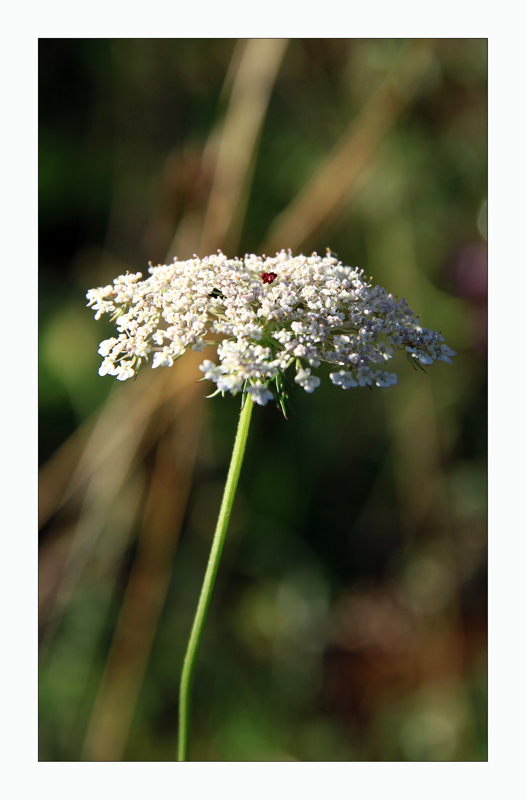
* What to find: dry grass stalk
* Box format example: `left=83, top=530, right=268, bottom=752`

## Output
left=81, top=360, right=203, bottom=760
left=262, top=41, right=436, bottom=255
left=198, top=38, right=289, bottom=256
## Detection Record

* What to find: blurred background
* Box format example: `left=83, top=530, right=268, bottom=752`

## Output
left=38, top=38, right=487, bottom=761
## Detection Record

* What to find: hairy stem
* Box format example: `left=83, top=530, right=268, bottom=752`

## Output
left=177, top=396, right=253, bottom=761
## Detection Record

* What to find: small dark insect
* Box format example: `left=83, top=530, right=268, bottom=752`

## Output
left=261, top=272, right=277, bottom=285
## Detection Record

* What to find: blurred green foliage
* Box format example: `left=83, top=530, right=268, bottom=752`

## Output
left=39, top=38, right=486, bottom=761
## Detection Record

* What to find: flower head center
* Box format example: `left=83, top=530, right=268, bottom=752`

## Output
left=261, top=272, right=277, bottom=285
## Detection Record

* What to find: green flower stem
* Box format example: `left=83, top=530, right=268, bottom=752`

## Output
left=177, top=395, right=254, bottom=761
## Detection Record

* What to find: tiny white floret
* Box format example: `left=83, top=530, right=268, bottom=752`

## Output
left=247, top=383, right=274, bottom=406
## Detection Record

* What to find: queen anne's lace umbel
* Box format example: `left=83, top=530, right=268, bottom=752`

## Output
left=87, top=251, right=456, bottom=405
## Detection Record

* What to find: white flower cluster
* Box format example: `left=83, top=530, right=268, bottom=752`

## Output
left=87, top=251, right=456, bottom=405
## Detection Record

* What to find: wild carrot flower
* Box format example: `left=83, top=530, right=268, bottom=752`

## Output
left=86, top=248, right=457, bottom=761
left=87, top=250, right=456, bottom=403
